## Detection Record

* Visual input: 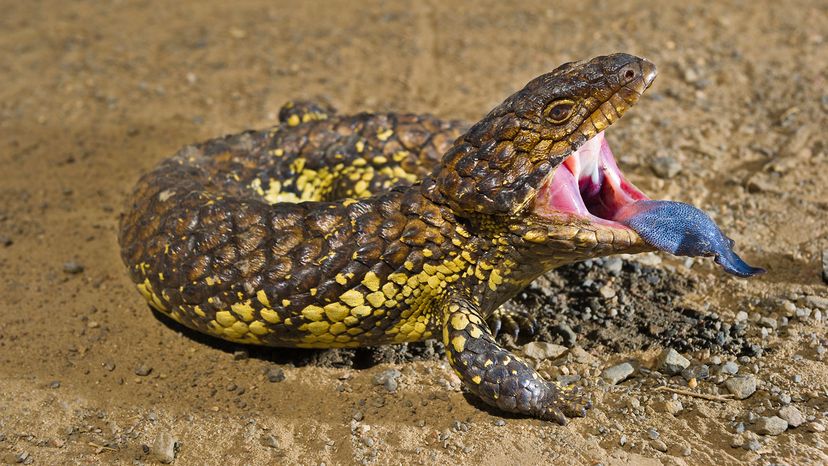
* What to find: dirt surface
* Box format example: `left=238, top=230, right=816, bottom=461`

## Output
left=1, top=1, right=827, bottom=464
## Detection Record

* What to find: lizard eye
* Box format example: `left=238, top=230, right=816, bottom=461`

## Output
left=543, top=100, right=575, bottom=124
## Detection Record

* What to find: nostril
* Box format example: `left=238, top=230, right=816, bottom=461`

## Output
left=624, top=69, right=636, bottom=80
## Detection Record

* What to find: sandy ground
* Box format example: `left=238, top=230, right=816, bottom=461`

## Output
left=1, top=0, right=827, bottom=464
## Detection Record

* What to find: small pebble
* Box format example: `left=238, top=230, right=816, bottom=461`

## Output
left=373, top=369, right=401, bottom=392
left=552, top=323, right=577, bottom=347
left=651, top=439, right=668, bottom=452
left=619, top=435, right=627, bottom=446
left=151, top=431, right=177, bottom=464
left=48, top=381, right=60, bottom=389
left=658, top=348, right=690, bottom=375
left=650, top=156, right=681, bottom=179
left=655, top=399, right=683, bottom=415
left=719, top=361, right=739, bottom=375
left=753, top=416, right=788, bottom=436
left=681, top=364, right=709, bottom=382
left=134, top=365, right=152, bottom=377
left=522, top=342, right=567, bottom=360
left=0, top=236, right=11, bottom=247
left=808, top=422, right=825, bottom=433
left=601, top=362, right=635, bottom=385
left=647, top=428, right=659, bottom=440
left=777, top=406, right=804, bottom=428
left=603, top=257, right=623, bottom=275
left=743, top=438, right=761, bottom=451
left=63, top=261, right=84, bottom=274
left=494, top=419, right=506, bottom=427
left=233, top=350, right=249, bottom=361
left=353, top=411, right=364, bottom=422
left=724, top=375, right=756, bottom=399
left=260, top=434, right=279, bottom=449
left=265, top=367, right=285, bottom=383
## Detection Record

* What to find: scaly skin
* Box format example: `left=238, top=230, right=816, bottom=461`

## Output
left=119, top=53, right=657, bottom=423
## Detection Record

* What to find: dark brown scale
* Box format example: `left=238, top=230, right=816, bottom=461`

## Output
left=120, top=54, right=659, bottom=423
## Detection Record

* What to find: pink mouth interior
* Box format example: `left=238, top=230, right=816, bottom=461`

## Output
left=534, top=132, right=648, bottom=227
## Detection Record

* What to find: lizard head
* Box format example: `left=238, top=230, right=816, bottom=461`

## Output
left=434, top=53, right=658, bottom=259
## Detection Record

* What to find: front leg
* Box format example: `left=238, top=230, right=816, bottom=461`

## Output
left=441, top=297, right=590, bottom=424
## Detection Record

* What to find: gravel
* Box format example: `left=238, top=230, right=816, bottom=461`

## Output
left=151, top=431, right=177, bottom=463
left=724, top=375, right=756, bottom=399
left=522, top=342, right=567, bottom=360
left=601, top=362, right=634, bottom=385
left=753, top=416, right=788, bottom=436
left=777, top=406, right=804, bottom=428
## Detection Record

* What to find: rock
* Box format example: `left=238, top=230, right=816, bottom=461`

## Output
left=753, top=416, right=788, bottom=436
left=651, top=439, right=668, bottom=452
left=233, top=350, right=249, bottom=360
left=494, top=419, right=506, bottom=427
left=48, top=381, right=60, bottom=389
left=777, top=406, right=804, bottom=428
left=0, top=236, right=11, bottom=247
left=724, top=375, right=756, bottom=399
left=265, top=367, right=285, bottom=383
left=650, top=156, right=681, bottom=178
left=151, top=431, right=177, bottom=463
left=522, top=342, right=567, bottom=360
left=62, top=261, right=84, bottom=274
left=719, top=361, right=739, bottom=375
left=134, top=365, right=152, bottom=377
left=601, top=362, right=634, bottom=385
left=373, top=369, right=401, bottom=392
left=657, top=348, right=690, bottom=375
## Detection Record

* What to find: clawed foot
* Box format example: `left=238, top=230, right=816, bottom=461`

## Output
left=487, top=308, right=538, bottom=343
left=534, top=381, right=592, bottom=425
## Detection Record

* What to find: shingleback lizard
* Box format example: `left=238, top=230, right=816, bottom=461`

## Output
left=119, top=54, right=763, bottom=423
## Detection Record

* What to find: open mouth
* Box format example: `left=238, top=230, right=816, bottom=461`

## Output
left=534, top=131, right=648, bottom=228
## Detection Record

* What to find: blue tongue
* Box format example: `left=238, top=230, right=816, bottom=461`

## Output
left=615, top=200, right=765, bottom=278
